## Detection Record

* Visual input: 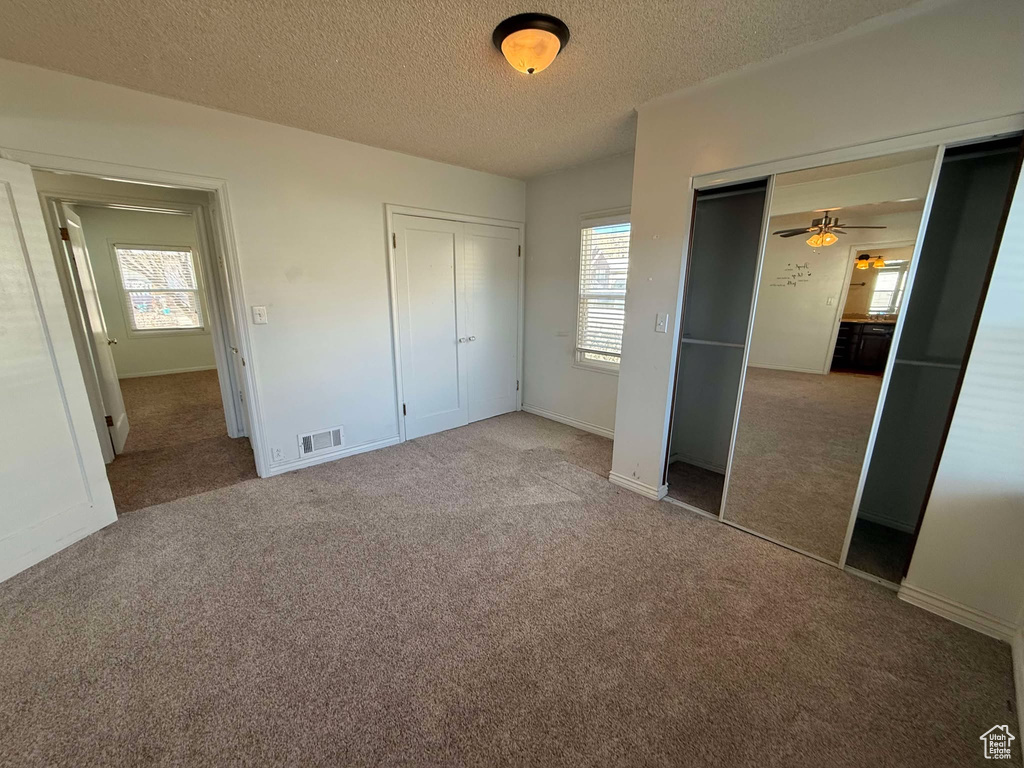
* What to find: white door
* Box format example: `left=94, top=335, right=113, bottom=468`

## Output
left=394, top=214, right=469, bottom=439
left=464, top=223, right=520, bottom=422
left=60, top=205, right=130, bottom=454
left=0, top=159, right=117, bottom=583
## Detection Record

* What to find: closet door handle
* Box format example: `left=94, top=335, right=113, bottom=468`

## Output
left=468, top=336, right=476, bottom=341
left=458, top=337, right=468, bottom=343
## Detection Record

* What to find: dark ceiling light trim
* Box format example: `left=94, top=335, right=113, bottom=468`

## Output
left=492, top=13, right=570, bottom=75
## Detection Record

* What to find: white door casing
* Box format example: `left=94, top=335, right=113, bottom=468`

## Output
left=59, top=204, right=130, bottom=454
left=0, top=158, right=117, bottom=583
left=393, top=214, right=469, bottom=440
left=464, top=223, right=520, bottom=422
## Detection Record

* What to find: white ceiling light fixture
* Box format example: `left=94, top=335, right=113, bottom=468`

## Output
left=492, top=13, right=570, bottom=75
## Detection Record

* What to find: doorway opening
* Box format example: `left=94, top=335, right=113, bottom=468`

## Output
left=34, top=170, right=257, bottom=513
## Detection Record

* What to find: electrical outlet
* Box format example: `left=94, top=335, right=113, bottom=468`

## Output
left=272, top=447, right=284, bottom=462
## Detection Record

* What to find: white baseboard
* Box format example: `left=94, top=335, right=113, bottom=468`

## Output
left=608, top=471, right=668, bottom=500
left=748, top=362, right=827, bottom=375
left=265, top=434, right=401, bottom=477
left=522, top=404, right=614, bottom=439
left=856, top=508, right=918, bottom=533
left=898, top=582, right=1017, bottom=642
left=118, top=365, right=217, bottom=379
left=668, top=451, right=726, bottom=474
left=1014, top=629, right=1024, bottom=745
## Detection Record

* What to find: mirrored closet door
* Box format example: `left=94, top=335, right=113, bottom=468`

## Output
left=664, top=180, right=768, bottom=513
left=721, top=148, right=938, bottom=564
left=665, top=134, right=1023, bottom=579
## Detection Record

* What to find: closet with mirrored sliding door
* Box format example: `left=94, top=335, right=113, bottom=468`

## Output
left=663, top=132, right=1023, bottom=585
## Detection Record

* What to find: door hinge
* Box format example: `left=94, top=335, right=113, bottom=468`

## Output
left=516, top=379, right=520, bottom=391
left=392, top=233, right=397, bottom=248
left=60, top=227, right=70, bottom=241
left=105, top=415, right=114, bottom=427
left=518, top=245, right=521, bottom=257
left=402, top=403, right=407, bottom=416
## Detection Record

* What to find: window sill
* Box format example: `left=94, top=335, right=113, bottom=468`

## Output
left=573, top=359, right=620, bottom=377
left=125, top=326, right=210, bottom=339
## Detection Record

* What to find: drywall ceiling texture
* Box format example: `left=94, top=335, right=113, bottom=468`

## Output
left=0, top=0, right=920, bottom=179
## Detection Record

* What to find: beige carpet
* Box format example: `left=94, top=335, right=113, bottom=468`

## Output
left=666, top=460, right=725, bottom=514
left=845, top=519, right=917, bottom=585
left=108, top=370, right=257, bottom=513
left=725, top=368, right=883, bottom=563
left=1, top=412, right=1016, bottom=767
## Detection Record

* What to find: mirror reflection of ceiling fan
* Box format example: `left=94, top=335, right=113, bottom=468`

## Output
left=772, top=208, right=887, bottom=247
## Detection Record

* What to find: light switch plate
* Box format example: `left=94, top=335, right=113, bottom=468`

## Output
left=655, top=312, right=669, bottom=333
left=252, top=305, right=268, bottom=325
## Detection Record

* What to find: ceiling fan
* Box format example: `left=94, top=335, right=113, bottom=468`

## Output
left=772, top=208, right=886, bottom=247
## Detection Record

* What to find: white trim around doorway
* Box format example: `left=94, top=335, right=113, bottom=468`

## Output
left=1, top=147, right=268, bottom=478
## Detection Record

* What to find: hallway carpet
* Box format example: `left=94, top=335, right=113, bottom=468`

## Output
left=0, top=413, right=1016, bottom=767
left=107, top=370, right=257, bottom=513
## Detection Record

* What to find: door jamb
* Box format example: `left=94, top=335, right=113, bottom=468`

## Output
left=41, top=193, right=243, bottom=442
left=2, top=148, right=268, bottom=477
left=823, top=238, right=918, bottom=375
left=383, top=204, right=525, bottom=444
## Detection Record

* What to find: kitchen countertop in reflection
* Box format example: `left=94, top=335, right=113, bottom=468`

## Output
left=841, top=315, right=898, bottom=324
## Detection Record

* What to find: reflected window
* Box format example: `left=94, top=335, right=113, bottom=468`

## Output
left=869, top=261, right=910, bottom=315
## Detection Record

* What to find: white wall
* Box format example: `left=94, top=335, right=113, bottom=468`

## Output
left=612, top=0, right=1024, bottom=632
left=0, top=59, right=525, bottom=475
left=74, top=207, right=216, bottom=378
left=748, top=210, right=922, bottom=373
left=522, top=153, right=634, bottom=436
left=611, top=0, right=1024, bottom=489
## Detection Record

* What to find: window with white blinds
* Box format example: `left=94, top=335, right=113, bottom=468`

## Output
left=114, top=245, right=204, bottom=333
left=576, top=213, right=631, bottom=370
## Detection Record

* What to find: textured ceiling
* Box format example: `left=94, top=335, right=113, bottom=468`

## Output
left=0, top=0, right=922, bottom=178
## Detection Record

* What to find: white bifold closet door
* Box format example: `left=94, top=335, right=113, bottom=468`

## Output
left=393, top=214, right=519, bottom=440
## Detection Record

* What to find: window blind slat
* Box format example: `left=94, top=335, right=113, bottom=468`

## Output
left=577, top=220, right=630, bottom=364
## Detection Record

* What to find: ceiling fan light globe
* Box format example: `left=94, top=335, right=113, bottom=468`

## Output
left=806, top=233, right=824, bottom=247
left=821, top=232, right=838, bottom=246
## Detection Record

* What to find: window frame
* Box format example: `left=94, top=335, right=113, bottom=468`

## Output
left=110, top=241, right=210, bottom=338
left=574, top=209, right=631, bottom=375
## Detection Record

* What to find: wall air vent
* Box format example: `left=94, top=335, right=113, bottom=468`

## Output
left=298, top=426, right=344, bottom=457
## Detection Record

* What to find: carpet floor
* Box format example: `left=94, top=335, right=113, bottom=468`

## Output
left=665, top=460, right=724, bottom=514
left=724, top=369, right=883, bottom=563
left=0, top=413, right=1017, bottom=767
left=107, top=370, right=257, bottom=513
left=845, top=519, right=917, bottom=585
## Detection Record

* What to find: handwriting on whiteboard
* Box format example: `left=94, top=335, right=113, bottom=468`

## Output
left=768, top=262, right=813, bottom=288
